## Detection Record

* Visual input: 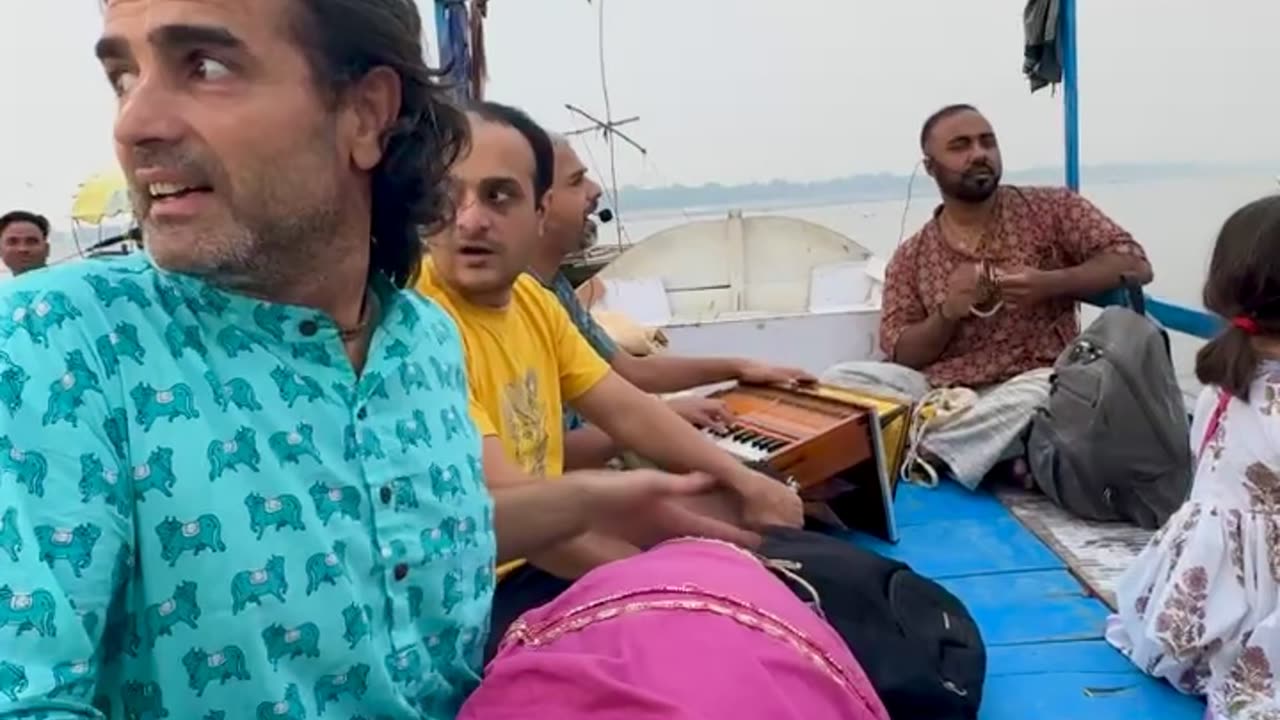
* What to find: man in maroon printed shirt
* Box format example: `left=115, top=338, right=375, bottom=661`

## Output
left=824, top=104, right=1152, bottom=488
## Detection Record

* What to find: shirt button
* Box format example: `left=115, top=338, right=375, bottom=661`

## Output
left=379, top=485, right=393, bottom=504
left=298, top=319, right=319, bottom=337
left=393, top=563, right=409, bottom=581
left=357, top=407, right=368, bottom=421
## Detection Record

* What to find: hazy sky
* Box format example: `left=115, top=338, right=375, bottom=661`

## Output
left=2, top=0, right=1277, bottom=226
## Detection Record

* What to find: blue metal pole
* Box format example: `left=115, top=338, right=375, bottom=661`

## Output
left=433, top=0, right=472, bottom=103
left=1057, top=1, right=1223, bottom=342
left=434, top=1, right=451, bottom=72
left=1061, top=0, right=1081, bottom=191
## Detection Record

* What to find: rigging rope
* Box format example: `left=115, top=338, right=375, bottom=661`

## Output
left=595, top=0, right=624, bottom=248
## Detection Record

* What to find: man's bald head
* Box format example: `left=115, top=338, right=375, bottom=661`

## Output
left=919, top=104, right=1003, bottom=204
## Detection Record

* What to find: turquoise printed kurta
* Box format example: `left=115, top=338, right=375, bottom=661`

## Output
left=0, top=253, right=495, bottom=719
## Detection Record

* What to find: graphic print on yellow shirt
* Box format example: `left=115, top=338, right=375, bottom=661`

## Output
left=415, top=261, right=610, bottom=479
left=501, top=369, right=549, bottom=476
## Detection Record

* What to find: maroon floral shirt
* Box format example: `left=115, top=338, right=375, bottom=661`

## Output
left=880, top=186, right=1148, bottom=388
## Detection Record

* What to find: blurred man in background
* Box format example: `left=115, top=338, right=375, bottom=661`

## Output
left=0, top=210, right=51, bottom=275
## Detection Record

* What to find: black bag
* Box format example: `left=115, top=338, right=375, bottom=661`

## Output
left=1026, top=285, right=1193, bottom=529
left=760, top=527, right=985, bottom=720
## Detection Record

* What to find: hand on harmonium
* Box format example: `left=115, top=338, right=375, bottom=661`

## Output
left=667, top=395, right=735, bottom=431
left=736, top=360, right=818, bottom=388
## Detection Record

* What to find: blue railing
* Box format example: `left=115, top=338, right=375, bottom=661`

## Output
left=1143, top=297, right=1222, bottom=341
left=1087, top=290, right=1222, bottom=341
left=1061, top=0, right=1221, bottom=344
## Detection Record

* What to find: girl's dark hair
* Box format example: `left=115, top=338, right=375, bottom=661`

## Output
left=290, top=0, right=469, bottom=288
left=1194, top=195, right=1280, bottom=400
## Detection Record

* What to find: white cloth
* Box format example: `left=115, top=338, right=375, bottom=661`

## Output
left=1106, top=371, right=1280, bottom=720
left=820, top=362, right=1051, bottom=488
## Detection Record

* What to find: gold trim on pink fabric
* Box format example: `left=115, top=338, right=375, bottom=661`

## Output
left=499, top=538, right=869, bottom=703
left=504, top=587, right=859, bottom=695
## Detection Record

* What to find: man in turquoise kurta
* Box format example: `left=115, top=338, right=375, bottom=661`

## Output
left=0, top=254, right=494, bottom=718
left=0, top=1, right=753, bottom=718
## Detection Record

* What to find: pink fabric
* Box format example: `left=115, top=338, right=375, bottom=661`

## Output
left=459, top=539, right=890, bottom=720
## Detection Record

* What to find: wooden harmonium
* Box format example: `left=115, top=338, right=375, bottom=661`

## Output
left=702, top=382, right=906, bottom=542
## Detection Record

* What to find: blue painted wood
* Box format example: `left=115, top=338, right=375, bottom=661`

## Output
left=985, top=643, right=1205, bottom=719
left=940, top=570, right=1106, bottom=646
left=849, top=514, right=1062, bottom=579
left=893, top=481, right=1009, bottom=528
left=860, top=479, right=1206, bottom=719
left=987, top=640, right=1143, bottom=676
left=982, top=673, right=1205, bottom=719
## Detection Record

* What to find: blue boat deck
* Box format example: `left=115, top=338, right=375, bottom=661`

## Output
left=848, top=481, right=1206, bottom=720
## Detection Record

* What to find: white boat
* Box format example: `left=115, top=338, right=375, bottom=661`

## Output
left=579, top=207, right=1191, bottom=622
left=578, top=210, right=887, bottom=376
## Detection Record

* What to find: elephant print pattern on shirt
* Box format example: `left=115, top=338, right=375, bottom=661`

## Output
left=0, top=254, right=494, bottom=720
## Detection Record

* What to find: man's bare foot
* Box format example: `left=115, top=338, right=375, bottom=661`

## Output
left=1011, top=457, right=1034, bottom=490
left=988, top=457, right=1035, bottom=490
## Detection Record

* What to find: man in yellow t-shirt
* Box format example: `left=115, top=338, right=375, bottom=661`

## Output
left=417, top=265, right=608, bottom=484
left=417, top=101, right=804, bottom=660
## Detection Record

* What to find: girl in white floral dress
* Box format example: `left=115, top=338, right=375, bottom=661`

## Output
left=1107, top=195, right=1280, bottom=720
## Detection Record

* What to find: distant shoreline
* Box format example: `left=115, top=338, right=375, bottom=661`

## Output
left=614, top=162, right=1269, bottom=215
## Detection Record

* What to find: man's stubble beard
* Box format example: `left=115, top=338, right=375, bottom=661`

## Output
left=549, top=215, right=591, bottom=256
left=144, top=188, right=340, bottom=296
left=935, top=164, right=1002, bottom=205
left=143, top=128, right=345, bottom=297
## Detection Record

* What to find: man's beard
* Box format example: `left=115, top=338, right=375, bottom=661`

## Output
left=549, top=216, right=596, bottom=254
left=578, top=218, right=598, bottom=250
left=140, top=184, right=340, bottom=293
left=134, top=128, right=342, bottom=292
left=937, top=163, right=1002, bottom=203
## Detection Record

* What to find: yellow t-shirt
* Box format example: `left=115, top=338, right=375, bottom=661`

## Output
left=416, top=261, right=612, bottom=576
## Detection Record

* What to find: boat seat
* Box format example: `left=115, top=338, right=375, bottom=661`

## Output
left=590, top=277, right=673, bottom=327
left=807, top=260, right=882, bottom=313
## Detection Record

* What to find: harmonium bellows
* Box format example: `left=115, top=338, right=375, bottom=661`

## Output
left=701, top=382, right=906, bottom=542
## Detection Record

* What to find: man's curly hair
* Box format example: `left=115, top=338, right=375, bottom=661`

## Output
left=290, top=0, right=469, bottom=287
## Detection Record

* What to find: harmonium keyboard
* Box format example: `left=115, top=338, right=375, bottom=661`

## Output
left=700, top=382, right=909, bottom=541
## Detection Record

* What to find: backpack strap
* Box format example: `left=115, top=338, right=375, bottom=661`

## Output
left=1196, top=390, right=1231, bottom=462
left=760, top=557, right=827, bottom=619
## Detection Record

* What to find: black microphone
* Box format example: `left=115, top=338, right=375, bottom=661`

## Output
left=594, top=208, right=614, bottom=224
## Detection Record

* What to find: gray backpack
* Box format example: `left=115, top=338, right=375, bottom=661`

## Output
left=1026, top=300, right=1192, bottom=529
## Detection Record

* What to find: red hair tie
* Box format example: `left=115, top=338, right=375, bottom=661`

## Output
left=1232, top=316, right=1260, bottom=335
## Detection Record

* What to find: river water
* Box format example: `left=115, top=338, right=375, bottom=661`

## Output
left=613, top=172, right=1279, bottom=391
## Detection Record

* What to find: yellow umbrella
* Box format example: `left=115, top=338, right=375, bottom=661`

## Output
left=71, top=170, right=132, bottom=225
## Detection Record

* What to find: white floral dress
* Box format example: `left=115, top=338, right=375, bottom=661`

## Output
left=1106, top=368, right=1280, bottom=720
